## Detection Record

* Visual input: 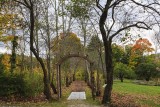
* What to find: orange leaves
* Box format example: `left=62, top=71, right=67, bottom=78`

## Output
left=131, top=38, right=154, bottom=54
left=129, top=38, right=154, bottom=68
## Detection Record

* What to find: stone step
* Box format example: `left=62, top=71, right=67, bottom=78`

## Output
left=67, top=92, right=86, bottom=100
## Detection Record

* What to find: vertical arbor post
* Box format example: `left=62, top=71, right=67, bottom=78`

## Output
left=59, top=65, right=62, bottom=98
left=90, top=62, right=95, bottom=100
left=57, top=64, right=62, bottom=99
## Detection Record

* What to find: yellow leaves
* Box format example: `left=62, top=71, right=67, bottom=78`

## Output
left=0, top=13, right=20, bottom=43
left=0, top=13, right=21, bottom=41
left=51, top=32, right=82, bottom=55
left=0, top=35, right=14, bottom=43
left=0, top=14, right=16, bottom=29
left=1, top=54, right=10, bottom=71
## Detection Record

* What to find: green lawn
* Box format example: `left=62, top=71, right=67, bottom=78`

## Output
left=112, top=80, right=160, bottom=107
left=113, top=80, right=160, bottom=95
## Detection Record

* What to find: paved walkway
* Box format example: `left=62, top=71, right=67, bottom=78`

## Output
left=67, top=92, right=86, bottom=100
left=67, top=81, right=102, bottom=107
left=67, top=81, right=86, bottom=100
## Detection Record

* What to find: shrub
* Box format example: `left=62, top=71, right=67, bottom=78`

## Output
left=0, top=54, right=4, bottom=74
left=0, top=73, right=25, bottom=97
left=23, top=72, right=43, bottom=97
left=136, top=63, right=157, bottom=81
left=0, top=72, right=43, bottom=98
left=114, top=62, right=135, bottom=82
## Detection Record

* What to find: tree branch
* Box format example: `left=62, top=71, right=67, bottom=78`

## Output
left=107, top=4, right=116, bottom=39
left=24, top=0, right=30, bottom=8
left=99, top=0, right=113, bottom=42
left=109, top=0, right=126, bottom=8
left=109, top=22, right=151, bottom=41
left=96, top=0, right=104, bottom=12
left=131, top=0, right=160, bottom=16
left=13, top=0, right=29, bottom=8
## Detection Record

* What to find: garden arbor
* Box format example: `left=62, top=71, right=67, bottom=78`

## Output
left=56, top=53, right=96, bottom=100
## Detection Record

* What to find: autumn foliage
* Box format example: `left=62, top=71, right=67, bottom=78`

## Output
left=129, top=38, right=154, bottom=68
left=131, top=38, right=154, bottom=54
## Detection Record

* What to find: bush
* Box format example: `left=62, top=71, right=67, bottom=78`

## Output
left=136, top=63, right=157, bottom=81
left=23, top=72, right=43, bottom=97
left=0, top=73, right=25, bottom=97
left=0, top=72, right=43, bottom=98
left=114, top=62, right=135, bottom=82
left=0, top=54, right=4, bottom=74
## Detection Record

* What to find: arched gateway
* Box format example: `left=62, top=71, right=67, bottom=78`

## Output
left=56, top=53, right=96, bottom=100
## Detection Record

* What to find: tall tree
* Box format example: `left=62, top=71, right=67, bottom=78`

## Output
left=13, top=0, right=53, bottom=100
left=96, top=0, right=160, bottom=105
left=87, top=35, right=104, bottom=96
left=0, top=0, right=21, bottom=73
left=129, top=38, right=154, bottom=68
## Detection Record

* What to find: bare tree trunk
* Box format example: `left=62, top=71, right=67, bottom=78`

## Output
left=10, top=36, right=17, bottom=73
left=66, top=76, right=69, bottom=87
left=21, top=51, right=24, bottom=72
left=51, top=68, right=57, bottom=94
left=96, top=68, right=101, bottom=96
left=20, top=30, right=25, bottom=73
left=50, top=81, right=57, bottom=94
left=45, top=4, right=51, bottom=82
left=102, top=41, right=113, bottom=104
left=29, top=3, right=52, bottom=101
left=30, top=50, right=33, bottom=72
left=81, top=19, right=90, bottom=84
left=97, top=0, right=113, bottom=105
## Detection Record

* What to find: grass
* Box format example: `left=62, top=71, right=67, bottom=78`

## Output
left=112, top=80, right=160, bottom=106
left=113, top=80, right=160, bottom=95
left=85, top=84, right=101, bottom=105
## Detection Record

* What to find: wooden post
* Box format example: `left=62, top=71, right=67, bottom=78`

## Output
left=59, top=65, right=62, bottom=98
left=90, top=63, right=95, bottom=100
left=57, top=64, right=60, bottom=99
left=57, top=64, right=62, bottom=99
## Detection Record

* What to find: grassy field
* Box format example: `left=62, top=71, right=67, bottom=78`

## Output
left=112, top=80, right=160, bottom=107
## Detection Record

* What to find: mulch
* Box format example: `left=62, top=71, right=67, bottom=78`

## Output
left=70, top=81, right=87, bottom=92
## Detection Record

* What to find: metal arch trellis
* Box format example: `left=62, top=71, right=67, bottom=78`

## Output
left=55, top=53, right=96, bottom=100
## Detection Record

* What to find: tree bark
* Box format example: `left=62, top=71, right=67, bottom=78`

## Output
left=51, top=68, right=57, bottom=94
left=102, top=41, right=113, bottom=105
left=50, top=81, right=57, bottom=94
left=10, top=36, right=17, bottom=73
left=73, top=74, right=75, bottom=81
left=29, top=3, right=52, bottom=101
left=98, top=0, right=113, bottom=105
left=66, top=76, right=69, bottom=87
left=119, top=72, right=124, bottom=82
left=96, top=69, right=101, bottom=96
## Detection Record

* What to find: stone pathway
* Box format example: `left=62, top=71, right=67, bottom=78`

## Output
left=67, top=81, right=86, bottom=100
left=67, top=92, right=86, bottom=100
left=66, top=81, right=102, bottom=107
